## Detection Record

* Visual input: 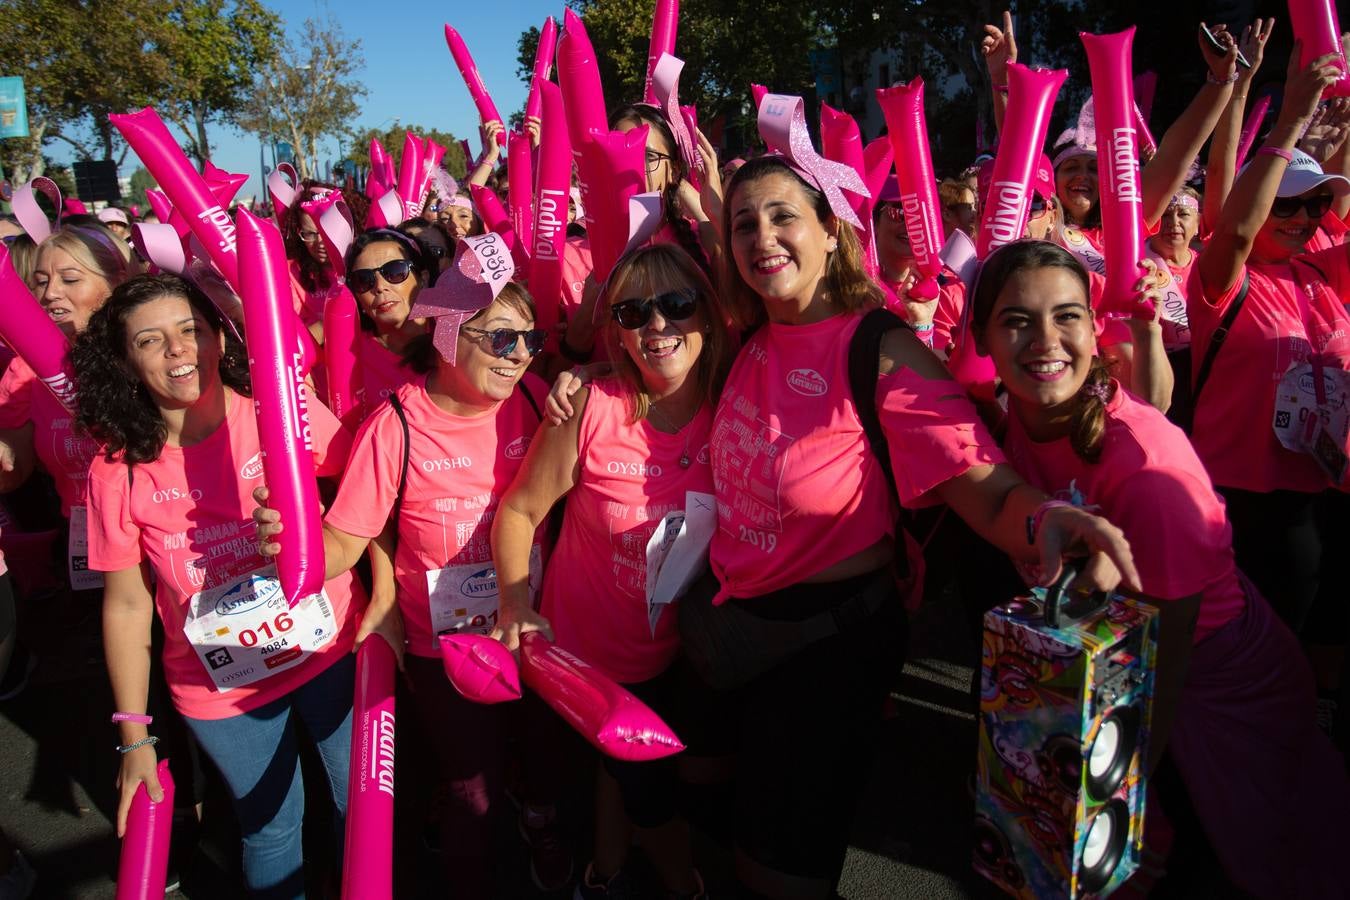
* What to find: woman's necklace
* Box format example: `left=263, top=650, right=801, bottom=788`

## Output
left=646, top=402, right=695, bottom=469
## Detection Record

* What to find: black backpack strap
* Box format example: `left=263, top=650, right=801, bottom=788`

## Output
left=517, top=380, right=543, bottom=422
left=848, top=307, right=908, bottom=491
left=388, top=392, right=411, bottom=522
left=1192, top=271, right=1250, bottom=410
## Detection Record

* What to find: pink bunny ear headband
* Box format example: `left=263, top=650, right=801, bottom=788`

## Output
left=757, top=93, right=869, bottom=228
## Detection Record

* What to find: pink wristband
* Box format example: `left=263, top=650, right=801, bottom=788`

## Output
left=1257, top=146, right=1293, bottom=163
left=1026, top=499, right=1076, bottom=546
left=112, top=712, right=153, bottom=725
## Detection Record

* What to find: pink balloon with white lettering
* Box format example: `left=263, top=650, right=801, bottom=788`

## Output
left=1290, top=0, right=1350, bottom=96
left=877, top=79, right=944, bottom=300
left=235, top=209, right=325, bottom=608
left=1082, top=28, right=1148, bottom=319
left=557, top=9, right=611, bottom=246
left=111, top=108, right=242, bottom=289
left=445, top=24, right=507, bottom=146
left=976, top=63, right=1068, bottom=257
left=531, top=78, right=572, bottom=351
left=0, top=248, right=76, bottom=411
left=519, top=633, right=683, bottom=762
left=341, top=636, right=397, bottom=900
left=439, top=634, right=523, bottom=704
left=508, top=129, right=535, bottom=271
left=580, top=125, right=649, bottom=283
left=115, top=760, right=175, bottom=900
left=643, top=0, right=679, bottom=104
left=525, top=15, right=558, bottom=123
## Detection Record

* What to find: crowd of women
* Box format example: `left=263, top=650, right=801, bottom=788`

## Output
left=0, top=9, right=1348, bottom=900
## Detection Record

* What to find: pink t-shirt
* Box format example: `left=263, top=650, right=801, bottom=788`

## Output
left=561, top=236, right=594, bottom=317
left=355, top=330, right=415, bottom=423
left=541, top=378, right=713, bottom=684
left=1188, top=245, right=1350, bottom=493
left=86, top=389, right=362, bottom=720
left=0, top=357, right=100, bottom=516
left=288, top=260, right=328, bottom=326
left=1003, top=384, right=1246, bottom=641
left=880, top=266, right=966, bottom=355
left=709, top=312, right=1004, bottom=602
left=325, top=375, right=548, bottom=657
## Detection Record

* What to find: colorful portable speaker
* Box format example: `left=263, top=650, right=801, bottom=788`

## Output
left=974, top=571, right=1159, bottom=899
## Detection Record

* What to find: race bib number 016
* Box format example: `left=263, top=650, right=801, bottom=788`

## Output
left=183, top=565, right=337, bottom=692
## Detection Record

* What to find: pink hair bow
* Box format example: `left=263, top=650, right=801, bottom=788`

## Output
left=407, top=232, right=515, bottom=365
left=758, top=93, right=869, bottom=228
left=12, top=177, right=62, bottom=242
left=651, top=54, right=705, bottom=178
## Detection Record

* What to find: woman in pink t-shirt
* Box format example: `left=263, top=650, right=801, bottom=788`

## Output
left=258, top=279, right=556, bottom=899
left=872, top=176, right=965, bottom=356
left=972, top=239, right=1349, bottom=898
left=686, top=150, right=1136, bottom=899
left=494, top=244, right=734, bottom=899
left=344, top=227, right=428, bottom=422
left=74, top=274, right=363, bottom=898
left=1192, top=51, right=1350, bottom=735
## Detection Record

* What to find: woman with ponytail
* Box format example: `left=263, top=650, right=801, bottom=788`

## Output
left=970, top=239, right=1350, bottom=899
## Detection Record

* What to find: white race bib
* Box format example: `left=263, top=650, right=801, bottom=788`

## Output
left=183, top=564, right=337, bottom=692
left=1272, top=363, right=1350, bottom=485
left=67, top=505, right=104, bottom=592
left=425, top=544, right=543, bottom=640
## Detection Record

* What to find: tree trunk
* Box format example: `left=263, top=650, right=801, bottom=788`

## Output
left=193, top=101, right=211, bottom=170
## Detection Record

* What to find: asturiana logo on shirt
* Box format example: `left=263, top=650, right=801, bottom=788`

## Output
left=504, top=436, right=529, bottom=460
left=786, top=368, right=827, bottom=397
left=214, top=575, right=280, bottom=617
left=240, top=452, right=265, bottom=480
left=460, top=567, right=498, bottom=598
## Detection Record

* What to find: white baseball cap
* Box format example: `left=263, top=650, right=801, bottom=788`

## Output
left=1243, top=149, right=1350, bottom=197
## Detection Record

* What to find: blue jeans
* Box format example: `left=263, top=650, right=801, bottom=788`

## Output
left=185, top=653, right=355, bottom=899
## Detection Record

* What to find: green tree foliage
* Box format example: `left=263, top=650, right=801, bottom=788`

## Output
left=128, top=165, right=157, bottom=204
left=348, top=124, right=469, bottom=181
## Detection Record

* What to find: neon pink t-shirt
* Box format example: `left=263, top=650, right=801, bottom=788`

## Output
left=86, top=389, right=362, bottom=720
left=709, top=312, right=1004, bottom=602
left=0, top=357, right=100, bottom=516
left=355, top=330, right=415, bottom=423
left=325, top=375, right=548, bottom=657
left=1003, top=383, right=1246, bottom=641
left=1188, top=245, right=1350, bottom=493
left=541, top=378, right=712, bottom=684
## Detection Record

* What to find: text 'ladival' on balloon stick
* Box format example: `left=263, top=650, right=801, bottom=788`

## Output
left=235, top=209, right=326, bottom=610
left=445, top=24, right=507, bottom=146
left=530, top=78, right=572, bottom=351
left=1082, top=28, right=1149, bottom=319
left=341, top=636, right=397, bottom=900
left=877, top=80, right=946, bottom=299
left=115, top=760, right=175, bottom=900
left=519, top=632, right=683, bottom=762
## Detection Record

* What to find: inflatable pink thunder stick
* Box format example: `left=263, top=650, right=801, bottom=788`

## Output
left=234, top=210, right=326, bottom=608
left=115, top=760, right=175, bottom=900
left=508, top=129, right=535, bottom=272
left=439, top=633, right=523, bottom=704
left=525, top=16, right=558, bottom=123
left=557, top=9, right=610, bottom=236
left=313, top=196, right=361, bottom=426
left=976, top=63, right=1068, bottom=256
left=1082, top=29, right=1148, bottom=319
left=519, top=633, right=683, bottom=762
left=877, top=80, right=945, bottom=298
left=445, top=24, right=507, bottom=146
left=819, top=103, right=877, bottom=276
left=531, top=78, right=572, bottom=351
left=1289, top=0, right=1350, bottom=96
left=579, top=125, right=649, bottom=283
left=643, top=0, right=679, bottom=104
left=0, top=248, right=76, bottom=411
left=341, top=636, right=397, bottom=900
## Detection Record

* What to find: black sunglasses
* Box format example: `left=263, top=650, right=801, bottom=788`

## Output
left=349, top=258, right=415, bottom=293
left=1270, top=193, right=1334, bottom=219
left=610, top=290, right=698, bottom=330
left=461, top=325, right=547, bottom=358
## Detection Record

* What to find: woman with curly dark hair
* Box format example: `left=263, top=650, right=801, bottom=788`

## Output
left=282, top=180, right=369, bottom=334
left=75, top=273, right=365, bottom=899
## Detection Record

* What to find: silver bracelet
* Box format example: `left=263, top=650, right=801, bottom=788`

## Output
left=117, top=735, right=159, bottom=755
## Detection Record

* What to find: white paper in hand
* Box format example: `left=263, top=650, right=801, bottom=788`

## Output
left=644, top=491, right=717, bottom=636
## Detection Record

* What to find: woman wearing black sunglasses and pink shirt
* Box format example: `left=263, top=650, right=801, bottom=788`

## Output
left=256, top=240, right=553, bottom=896
left=344, top=228, right=430, bottom=421
left=1192, top=49, right=1350, bottom=734
left=492, top=244, right=735, bottom=899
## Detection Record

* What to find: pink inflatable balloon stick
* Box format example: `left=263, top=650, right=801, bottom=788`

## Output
left=342, top=636, right=397, bottom=900
left=820, top=103, right=876, bottom=276
left=531, top=78, right=571, bottom=350
left=508, top=129, right=535, bottom=271
left=112, top=108, right=241, bottom=289
left=469, top=185, right=527, bottom=274
left=750, top=83, right=767, bottom=109
left=877, top=80, right=944, bottom=299
left=1236, top=94, right=1273, bottom=167
left=1082, top=29, right=1148, bottom=319
left=439, top=634, right=523, bottom=704
left=1289, top=0, right=1350, bottom=96
left=396, top=132, right=426, bottom=219
left=144, top=189, right=176, bottom=231
left=976, top=63, right=1068, bottom=257
left=525, top=16, right=558, bottom=123
left=445, top=24, right=507, bottom=146
left=115, top=760, right=175, bottom=900
left=520, top=633, right=684, bottom=761
left=580, top=126, right=649, bottom=283
left=862, top=137, right=895, bottom=200
left=234, top=210, right=326, bottom=608
left=0, top=248, right=75, bottom=411
left=367, top=139, right=393, bottom=200
left=557, top=9, right=611, bottom=244
left=643, top=0, right=680, bottom=104
left=322, top=286, right=360, bottom=427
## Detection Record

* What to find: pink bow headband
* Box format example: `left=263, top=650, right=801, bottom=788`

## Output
left=757, top=93, right=869, bottom=228
left=406, top=232, right=515, bottom=365
left=651, top=54, right=705, bottom=179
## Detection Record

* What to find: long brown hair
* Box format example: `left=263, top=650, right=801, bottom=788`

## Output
left=718, top=156, right=880, bottom=331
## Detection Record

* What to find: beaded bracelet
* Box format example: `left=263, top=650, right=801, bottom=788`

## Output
left=117, top=735, right=160, bottom=755
left=1206, top=69, right=1240, bottom=85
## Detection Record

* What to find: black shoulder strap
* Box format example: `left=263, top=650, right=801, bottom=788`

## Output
left=388, top=392, right=411, bottom=522
left=848, top=307, right=908, bottom=492
left=1192, top=271, right=1250, bottom=410
left=517, top=379, right=543, bottom=423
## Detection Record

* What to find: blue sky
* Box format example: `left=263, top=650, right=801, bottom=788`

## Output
left=88, top=0, right=564, bottom=203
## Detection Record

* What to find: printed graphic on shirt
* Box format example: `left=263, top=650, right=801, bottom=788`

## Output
left=710, top=388, right=794, bottom=553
